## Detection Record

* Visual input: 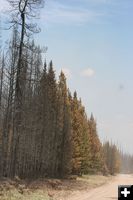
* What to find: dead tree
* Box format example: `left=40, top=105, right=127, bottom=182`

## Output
left=7, top=0, right=44, bottom=177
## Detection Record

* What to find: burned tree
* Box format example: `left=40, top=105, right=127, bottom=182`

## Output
left=6, top=0, right=44, bottom=177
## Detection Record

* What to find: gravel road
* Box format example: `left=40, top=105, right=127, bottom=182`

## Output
left=67, top=174, right=133, bottom=200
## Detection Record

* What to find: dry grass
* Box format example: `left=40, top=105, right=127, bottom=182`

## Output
left=0, top=175, right=112, bottom=200
left=0, top=189, right=51, bottom=200
left=0, top=179, right=52, bottom=200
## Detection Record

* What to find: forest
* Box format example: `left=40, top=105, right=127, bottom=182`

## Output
left=0, top=0, right=132, bottom=180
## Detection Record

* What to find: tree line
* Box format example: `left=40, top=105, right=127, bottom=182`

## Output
left=0, top=26, right=122, bottom=178
left=0, top=0, right=129, bottom=179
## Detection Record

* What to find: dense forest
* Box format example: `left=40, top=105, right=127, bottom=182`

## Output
left=0, top=0, right=132, bottom=180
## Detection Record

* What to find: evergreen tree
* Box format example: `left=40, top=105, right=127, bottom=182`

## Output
left=79, top=103, right=90, bottom=175
left=46, top=61, right=58, bottom=177
left=71, top=92, right=84, bottom=175
left=57, top=71, right=72, bottom=178
left=87, top=114, right=104, bottom=174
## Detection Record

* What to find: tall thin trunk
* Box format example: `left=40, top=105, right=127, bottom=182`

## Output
left=11, top=7, right=26, bottom=177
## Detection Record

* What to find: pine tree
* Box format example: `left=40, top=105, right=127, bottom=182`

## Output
left=38, top=61, right=49, bottom=176
left=45, top=61, right=58, bottom=177
left=79, top=103, right=90, bottom=175
left=71, top=91, right=83, bottom=175
left=87, top=114, right=104, bottom=174
left=56, top=71, right=72, bottom=178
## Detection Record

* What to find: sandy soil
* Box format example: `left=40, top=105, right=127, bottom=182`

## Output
left=63, top=174, right=133, bottom=200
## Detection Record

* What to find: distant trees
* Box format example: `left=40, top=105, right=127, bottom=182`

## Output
left=120, top=153, right=133, bottom=174
left=103, top=141, right=121, bottom=175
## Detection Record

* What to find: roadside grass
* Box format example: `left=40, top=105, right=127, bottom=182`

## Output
left=0, top=189, right=52, bottom=200
left=0, top=175, right=112, bottom=200
left=0, top=180, right=53, bottom=200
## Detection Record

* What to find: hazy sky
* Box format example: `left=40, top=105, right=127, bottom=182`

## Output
left=1, top=0, right=133, bottom=153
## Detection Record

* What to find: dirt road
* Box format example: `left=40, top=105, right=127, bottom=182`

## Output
left=66, top=174, right=133, bottom=200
